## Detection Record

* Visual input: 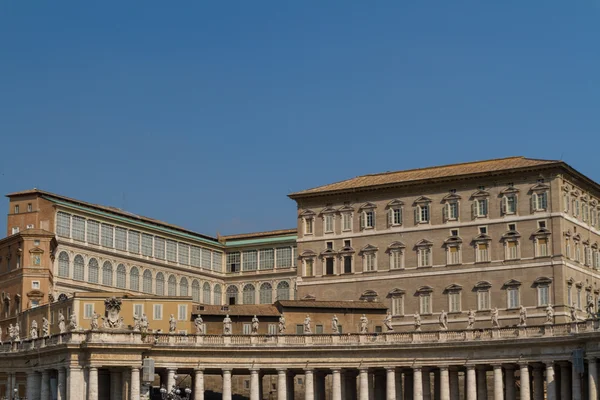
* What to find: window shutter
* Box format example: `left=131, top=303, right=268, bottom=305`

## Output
left=414, top=208, right=419, bottom=224
left=471, top=202, right=476, bottom=219
left=455, top=203, right=459, bottom=219
left=359, top=212, right=364, bottom=230
left=531, top=195, right=535, bottom=213
left=387, top=209, right=392, bottom=227
left=501, top=197, right=507, bottom=215
left=484, top=199, right=489, bottom=216
left=398, top=207, right=403, bottom=225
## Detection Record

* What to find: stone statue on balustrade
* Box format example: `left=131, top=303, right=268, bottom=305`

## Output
left=278, top=314, right=286, bottom=334
left=466, top=310, right=475, bottom=330
left=42, top=317, right=50, bottom=337
left=518, top=305, right=527, bottom=327
left=491, top=308, right=500, bottom=328
left=570, top=304, right=581, bottom=322
left=439, top=310, right=448, bottom=330
left=169, top=314, right=177, bottom=333
left=223, top=315, right=232, bottom=335
left=359, top=314, right=368, bottom=333
left=30, top=320, right=38, bottom=339
left=586, top=299, right=595, bottom=320
left=90, top=312, right=100, bottom=331
left=102, top=297, right=124, bottom=329
left=251, top=315, right=259, bottom=334
left=545, top=304, right=554, bottom=324
left=133, top=314, right=142, bottom=332
left=58, top=310, right=66, bottom=333
left=383, top=312, right=394, bottom=332
left=69, top=313, right=78, bottom=331
left=303, top=315, right=312, bottom=334
left=414, top=312, right=422, bottom=331
left=194, top=315, right=204, bottom=334
left=332, top=315, right=339, bottom=334
left=9, top=323, right=20, bottom=342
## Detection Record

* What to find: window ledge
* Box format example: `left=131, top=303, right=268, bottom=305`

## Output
left=362, top=270, right=378, bottom=274
left=389, top=267, right=405, bottom=271
left=417, top=265, right=432, bottom=269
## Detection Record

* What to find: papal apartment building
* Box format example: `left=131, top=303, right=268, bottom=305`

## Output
left=1, top=156, right=600, bottom=400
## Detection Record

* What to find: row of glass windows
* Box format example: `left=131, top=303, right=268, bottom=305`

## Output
left=563, top=191, right=600, bottom=230
left=56, top=212, right=223, bottom=271
left=388, top=281, right=551, bottom=316
left=565, top=239, right=600, bottom=269
left=304, top=190, right=549, bottom=235
left=224, top=281, right=292, bottom=305
left=226, top=247, right=297, bottom=273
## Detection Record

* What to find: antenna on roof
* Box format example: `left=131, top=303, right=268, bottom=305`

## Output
left=560, top=152, right=564, bottom=161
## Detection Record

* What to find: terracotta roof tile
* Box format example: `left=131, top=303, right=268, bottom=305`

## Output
left=289, top=157, right=561, bottom=198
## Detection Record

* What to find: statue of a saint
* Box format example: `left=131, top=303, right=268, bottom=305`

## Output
left=491, top=307, right=500, bottom=328
left=439, top=310, right=448, bottom=330
left=223, top=314, right=232, bottom=335
left=133, top=314, right=141, bottom=332
left=359, top=314, right=368, bottom=333
left=31, top=320, right=38, bottom=339
left=90, top=312, right=100, bottom=331
left=570, top=303, right=579, bottom=322
left=383, top=312, right=393, bottom=332
left=140, top=314, right=149, bottom=333
left=169, top=314, right=177, bottom=333
left=332, top=315, right=339, bottom=334
left=466, top=310, right=475, bottom=330
left=58, top=310, right=66, bottom=333
left=586, top=298, right=595, bottom=319
left=194, top=315, right=204, bottom=334
left=42, top=317, right=50, bottom=337
left=518, top=305, right=527, bottom=327
left=278, top=314, right=286, bottom=334
left=303, top=315, right=312, bottom=334
left=69, top=313, right=78, bottom=331
left=414, top=312, right=422, bottom=331
left=545, top=304, right=554, bottom=324
left=251, top=315, right=259, bottom=334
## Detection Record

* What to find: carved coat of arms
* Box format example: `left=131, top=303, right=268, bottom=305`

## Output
left=102, top=297, right=124, bottom=329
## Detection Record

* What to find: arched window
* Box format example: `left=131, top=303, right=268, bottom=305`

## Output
left=168, top=275, right=177, bottom=296
left=180, top=277, right=189, bottom=297
left=73, top=255, right=84, bottom=281
left=155, top=272, right=165, bottom=296
left=226, top=285, right=239, bottom=305
left=58, top=252, right=70, bottom=278
left=143, top=270, right=153, bottom=294
left=203, top=282, right=211, bottom=304
left=130, top=267, right=139, bottom=291
left=260, top=282, right=273, bottom=304
left=116, top=264, right=126, bottom=289
left=276, top=281, right=290, bottom=301
left=102, top=261, right=113, bottom=286
left=88, top=258, right=99, bottom=284
left=243, top=284, right=256, bottom=305
left=213, top=284, right=222, bottom=305
left=191, top=280, right=200, bottom=302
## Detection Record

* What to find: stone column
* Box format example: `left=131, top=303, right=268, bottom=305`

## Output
left=519, top=363, right=530, bottom=400
left=222, top=369, right=232, bottom=400
left=88, top=367, right=99, bottom=400
left=439, top=367, right=450, bottom=400
left=167, top=368, right=177, bottom=391
left=560, top=363, right=571, bottom=400
left=532, top=366, right=543, bottom=400
left=449, top=369, right=459, bottom=400
left=332, top=369, right=342, bottom=400
left=130, top=367, right=141, bottom=400
left=505, top=366, right=516, bottom=400
left=194, top=369, right=204, bottom=400
left=589, top=358, right=598, bottom=400
left=493, top=365, right=503, bottom=400
left=26, top=371, right=37, bottom=400
left=277, top=369, right=288, bottom=400
left=67, top=367, right=83, bottom=400
left=545, top=362, right=556, bottom=400
left=385, top=368, right=396, bottom=400
left=40, top=370, right=51, bottom=400
left=304, top=369, right=315, bottom=400
left=572, top=361, right=582, bottom=400
left=249, top=369, right=260, bottom=400
left=57, top=367, right=67, bottom=400
left=466, top=366, right=476, bottom=400
left=110, top=370, right=122, bottom=400
left=476, top=367, right=487, bottom=400
left=413, top=367, right=423, bottom=400
left=359, top=369, right=369, bottom=400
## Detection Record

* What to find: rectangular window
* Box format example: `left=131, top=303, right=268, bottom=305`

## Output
left=342, top=213, right=352, bottom=231
left=87, top=220, right=100, bottom=244
left=448, top=246, right=460, bottom=265
left=361, top=210, right=375, bottom=229
left=166, top=240, right=177, bottom=262
left=305, top=218, right=314, bottom=234
left=202, top=249, right=212, bottom=270
left=213, top=252, right=222, bottom=272
left=84, top=303, right=94, bottom=319
left=178, top=304, right=187, bottom=321
left=564, top=193, right=570, bottom=212
left=242, top=250, right=258, bottom=271
left=448, top=202, right=459, bottom=220
left=178, top=243, right=190, bottom=265
left=259, top=249, right=274, bottom=270
left=128, top=231, right=140, bottom=254
left=190, top=246, right=202, bottom=267
left=296, top=325, right=303, bottom=335
left=538, top=286, right=550, bottom=306
left=72, top=216, right=86, bottom=241
left=268, top=323, right=277, bottom=335
left=227, top=252, right=241, bottom=273
left=114, top=227, right=127, bottom=251
left=506, top=241, right=518, bottom=260
left=507, top=288, right=520, bottom=308
left=153, top=304, right=163, bottom=320
left=534, top=192, right=548, bottom=211
left=27, top=203, right=32, bottom=212
left=476, top=243, right=489, bottom=262
left=477, top=290, right=490, bottom=310
left=391, top=296, right=403, bottom=316
left=419, top=294, right=431, bottom=314
left=325, top=258, right=334, bottom=275
left=32, top=281, right=40, bottom=289
left=305, top=259, right=314, bottom=276
left=133, top=304, right=143, bottom=318
left=567, top=285, right=572, bottom=306
left=390, top=251, right=403, bottom=269
left=390, top=208, right=403, bottom=226
left=276, top=247, right=292, bottom=268
left=243, top=323, right=252, bottom=335
left=343, top=256, right=352, bottom=273
left=537, top=238, right=549, bottom=257
left=101, top=224, right=114, bottom=248
left=142, top=234, right=153, bottom=257
left=448, top=292, right=461, bottom=312
left=416, top=205, right=430, bottom=223
left=475, top=199, right=488, bottom=217
left=153, top=236, right=165, bottom=259
left=57, top=212, right=71, bottom=238
left=577, top=288, right=582, bottom=309
left=418, top=248, right=431, bottom=267
left=364, top=253, right=376, bottom=271
left=583, top=203, right=589, bottom=222
left=316, top=325, right=324, bottom=334
left=504, top=195, right=517, bottom=214
left=14, top=205, right=19, bottom=214
left=324, top=214, right=334, bottom=233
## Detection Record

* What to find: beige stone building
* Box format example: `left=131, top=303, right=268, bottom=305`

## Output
left=1, top=156, right=600, bottom=400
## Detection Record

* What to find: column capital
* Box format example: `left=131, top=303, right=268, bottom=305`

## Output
left=88, top=366, right=99, bottom=371
left=465, top=365, right=476, bottom=371
left=384, top=366, right=396, bottom=372
left=130, top=366, right=141, bottom=371
left=544, top=361, right=555, bottom=368
left=222, top=368, right=232, bottom=373
left=586, top=356, right=598, bottom=362
left=194, top=368, right=205, bottom=373
left=303, top=368, right=314, bottom=374
left=518, top=362, right=530, bottom=368
left=277, top=368, right=287, bottom=373
left=250, top=368, right=260, bottom=374
left=492, top=364, right=503, bottom=370
left=331, top=368, right=341, bottom=373
left=358, top=367, right=369, bottom=373
left=412, top=366, right=422, bottom=372
left=439, top=366, right=449, bottom=372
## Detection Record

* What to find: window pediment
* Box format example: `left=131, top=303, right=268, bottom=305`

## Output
left=532, top=228, right=551, bottom=237
left=386, top=199, right=404, bottom=208
left=299, top=210, right=315, bottom=218
left=415, top=239, right=433, bottom=248
left=564, top=230, right=572, bottom=237
left=591, top=199, right=598, bottom=207
left=320, top=206, right=337, bottom=215
left=471, top=189, right=490, bottom=199
left=359, top=202, right=377, bottom=210
left=592, top=242, right=598, bottom=250
left=502, top=230, right=521, bottom=240
left=29, top=247, right=43, bottom=254
left=500, top=186, right=520, bottom=195
left=573, top=233, right=581, bottom=242
left=338, top=205, right=354, bottom=213
left=388, top=288, right=405, bottom=297
left=299, top=250, right=317, bottom=258
left=444, top=284, right=462, bottom=293
left=416, top=285, right=433, bottom=294
left=531, top=183, right=550, bottom=192
left=583, top=239, right=590, bottom=246
left=413, top=196, right=432, bottom=205
left=502, top=279, right=521, bottom=288
left=562, top=184, right=571, bottom=192
left=533, top=277, right=552, bottom=286
left=26, top=289, right=44, bottom=298
left=444, top=236, right=463, bottom=246
left=567, top=277, right=575, bottom=285
left=360, top=290, right=379, bottom=301
left=319, top=249, right=337, bottom=257
left=302, top=294, right=316, bottom=300
left=473, top=233, right=491, bottom=242
left=442, top=193, right=461, bottom=201
left=387, top=241, right=406, bottom=251
left=474, top=281, right=492, bottom=290
left=338, top=246, right=355, bottom=255
left=360, top=244, right=379, bottom=254
left=571, top=190, right=581, bottom=197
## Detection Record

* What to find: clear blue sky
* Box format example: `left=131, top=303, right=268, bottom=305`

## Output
left=1, top=2, right=598, bottom=236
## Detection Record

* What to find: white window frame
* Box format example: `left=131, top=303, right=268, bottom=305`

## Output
left=31, top=280, right=40, bottom=290
left=537, top=285, right=550, bottom=306
left=477, top=290, right=490, bottom=311
left=475, top=242, right=490, bottom=263
left=474, top=198, right=489, bottom=218
left=507, top=287, right=520, bottom=309
left=418, top=247, right=432, bottom=267
left=419, top=293, right=432, bottom=315
left=446, top=245, right=461, bottom=265
left=388, top=207, right=403, bottom=227
left=363, top=253, right=377, bottom=272
left=444, top=201, right=459, bottom=221
left=341, top=212, right=353, bottom=232
left=535, top=237, right=549, bottom=258
left=505, top=240, right=519, bottom=261
left=303, top=258, right=314, bottom=277
left=153, top=304, right=163, bottom=320
left=532, top=192, right=548, bottom=212
left=133, top=304, right=144, bottom=318
left=448, top=291, right=461, bottom=313
left=360, top=210, right=375, bottom=230
left=323, top=214, right=334, bottom=234
left=502, top=194, right=517, bottom=215
left=391, top=295, right=404, bottom=316
left=389, top=250, right=404, bottom=270
left=415, top=204, right=430, bottom=224
left=178, top=304, right=187, bottom=321
left=304, top=217, right=314, bottom=235
left=84, top=303, right=94, bottom=319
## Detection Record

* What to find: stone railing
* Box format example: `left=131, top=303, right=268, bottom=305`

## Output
left=4, top=320, right=599, bottom=353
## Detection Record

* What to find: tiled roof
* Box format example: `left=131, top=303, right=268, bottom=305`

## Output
left=289, top=157, right=562, bottom=198
left=6, top=189, right=220, bottom=243
left=193, top=304, right=281, bottom=316
left=220, top=228, right=297, bottom=241
left=276, top=300, right=388, bottom=310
